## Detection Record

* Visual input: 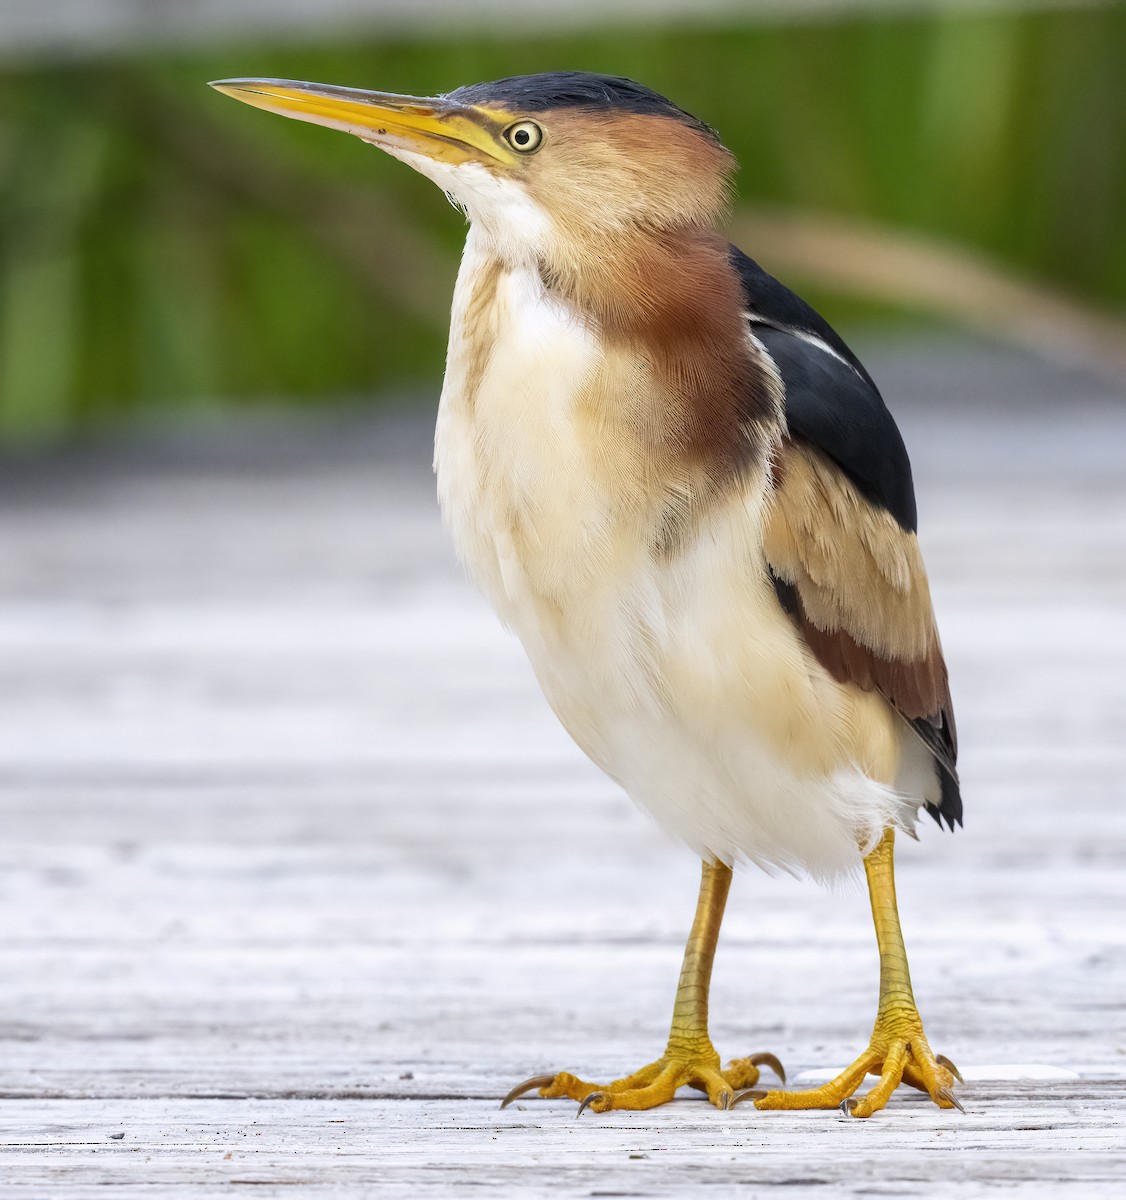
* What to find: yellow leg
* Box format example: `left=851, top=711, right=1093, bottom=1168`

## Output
left=501, top=859, right=784, bottom=1113
left=745, top=828, right=962, bottom=1118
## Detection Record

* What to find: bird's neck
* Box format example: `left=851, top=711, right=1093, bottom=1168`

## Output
left=447, top=220, right=781, bottom=483
left=437, top=224, right=781, bottom=608
left=535, top=221, right=780, bottom=473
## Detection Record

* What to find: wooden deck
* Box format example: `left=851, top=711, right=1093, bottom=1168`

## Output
left=1, top=340, right=1124, bottom=1195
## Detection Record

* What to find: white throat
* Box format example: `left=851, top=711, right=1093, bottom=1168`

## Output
left=384, top=149, right=552, bottom=266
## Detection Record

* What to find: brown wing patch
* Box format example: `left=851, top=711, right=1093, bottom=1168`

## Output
left=765, top=439, right=956, bottom=753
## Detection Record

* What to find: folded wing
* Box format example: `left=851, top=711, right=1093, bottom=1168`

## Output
left=731, top=247, right=961, bottom=829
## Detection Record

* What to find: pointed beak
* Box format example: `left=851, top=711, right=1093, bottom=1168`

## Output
left=209, top=78, right=513, bottom=166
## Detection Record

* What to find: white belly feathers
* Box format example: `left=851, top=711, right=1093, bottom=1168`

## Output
left=433, top=230, right=912, bottom=880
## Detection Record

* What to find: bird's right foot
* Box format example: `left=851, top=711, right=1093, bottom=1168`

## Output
left=500, top=1047, right=785, bottom=1114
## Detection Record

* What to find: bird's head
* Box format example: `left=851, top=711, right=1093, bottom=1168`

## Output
left=209, top=71, right=734, bottom=266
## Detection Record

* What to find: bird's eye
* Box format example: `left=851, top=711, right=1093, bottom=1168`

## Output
left=503, top=120, right=544, bottom=154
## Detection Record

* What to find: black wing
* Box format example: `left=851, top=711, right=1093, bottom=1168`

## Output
left=730, top=245, right=915, bottom=532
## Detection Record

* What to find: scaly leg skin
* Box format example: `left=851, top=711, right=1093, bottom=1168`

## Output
left=501, top=860, right=785, bottom=1114
left=739, top=828, right=963, bottom=1119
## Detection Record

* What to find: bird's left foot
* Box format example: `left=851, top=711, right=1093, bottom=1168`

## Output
left=740, top=1005, right=961, bottom=1118
left=501, top=1046, right=785, bottom=1113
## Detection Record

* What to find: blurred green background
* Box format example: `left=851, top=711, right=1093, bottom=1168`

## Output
left=0, top=1, right=1123, bottom=444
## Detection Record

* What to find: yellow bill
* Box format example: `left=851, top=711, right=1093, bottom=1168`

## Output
left=208, top=78, right=516, bottom=166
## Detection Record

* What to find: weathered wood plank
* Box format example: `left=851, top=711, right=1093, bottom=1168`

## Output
left=1, top=343, right=1125, bottom=1193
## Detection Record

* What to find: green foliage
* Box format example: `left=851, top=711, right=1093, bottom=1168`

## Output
left=0, top=7, right=1123, bottom=442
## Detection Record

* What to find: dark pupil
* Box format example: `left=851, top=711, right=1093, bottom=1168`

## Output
left=514, top=128, right=530, bottom=145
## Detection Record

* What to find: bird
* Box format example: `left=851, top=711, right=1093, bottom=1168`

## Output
left=210, top=70, right=963, bottom=1119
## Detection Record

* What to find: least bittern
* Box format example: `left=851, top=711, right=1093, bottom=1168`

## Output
left=212, top=71, right=963, bottom=1119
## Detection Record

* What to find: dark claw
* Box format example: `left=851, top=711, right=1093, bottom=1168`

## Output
left=730, top=1088, right=767, bottom=1108
left=750, top=1052, right=787, bottom=1085
left=718, top=1089, right=733, bottom=1111
left=840, top=1097, right=857, bottom=1116
left=936, top=1086, right=965, bottom=1113
left=499, top=1074, right=556, bottom=1110
left=936, top=1055, right=964, bottom=1084
left=577, top=1091, right=606, bottom=1117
